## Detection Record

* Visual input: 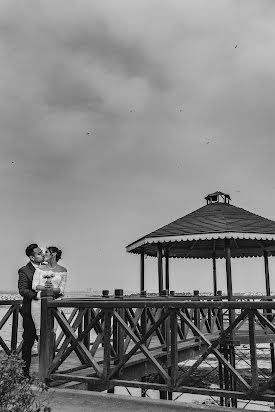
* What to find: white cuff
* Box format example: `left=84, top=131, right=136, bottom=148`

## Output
left=36, top=291, right=42, bottom=300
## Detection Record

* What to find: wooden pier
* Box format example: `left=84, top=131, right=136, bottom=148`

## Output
left=2, top=291, right=275, bottom=409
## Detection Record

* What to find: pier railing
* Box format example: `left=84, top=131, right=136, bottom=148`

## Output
left=37, top=291, right=275, bottom=405
left=2, top=293, right=275, bottom=405
left=0, top=299, right=22, bottom=354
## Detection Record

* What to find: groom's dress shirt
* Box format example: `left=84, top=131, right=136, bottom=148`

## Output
left=31, top=262, right=42, bottom=299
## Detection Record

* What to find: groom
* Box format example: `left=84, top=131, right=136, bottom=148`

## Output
left=18, top=243, right=44, bottom=378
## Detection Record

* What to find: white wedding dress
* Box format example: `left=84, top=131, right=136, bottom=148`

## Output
left=32, top=267, right=67, bottom=335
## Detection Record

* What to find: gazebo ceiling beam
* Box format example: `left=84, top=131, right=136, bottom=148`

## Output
left=183, top=240, right=199, bottom=258
left=233, top=238, right=245, bottom=258
left=256, top=239, right=267, bottom=252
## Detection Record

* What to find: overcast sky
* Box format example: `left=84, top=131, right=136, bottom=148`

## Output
left=1, top=0, right=275, bottom=294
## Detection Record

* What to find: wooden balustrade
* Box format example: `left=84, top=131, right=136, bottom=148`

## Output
left=0, top=299, right=22, bottom=355
left=3, top=292, right=275, bottom=405
left=34, top=292, right=275, bottom=405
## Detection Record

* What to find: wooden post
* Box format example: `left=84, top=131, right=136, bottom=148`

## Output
left=249, top=311, right=259, bottom=392
left=157, top=244, right=163, bottom=295
left=103, top=310, right=112, bottom=378
left=159, top=375, right=168, bottom=400
left=193, top=290, right=200, bottom=330
left=102, top=290, right=109, bottom=298
left=224, top=239, right=236, bottom=406
left=11, top=305, right=19, bottom=352
left=264, top=251, right=275, bottom=381
left=140, top=248, right=145, bottom=293
left=39, top=289, right=54, bottom=383
left=264, top=250, right=271, bottom=296
left=83, top=309, right=91, bottom=350
left=225, top=239, right=233, bottom=301
left=141, top=291, right=148, bottom=348
left=170, top=309, right=178, bottom=389
left=115, top=289, right=124, bottom=364
left=212, top=252, right=217, bottom=296
left=165, top=248, right=170, bottom=292
left=141, top=377, right=146, bottom=397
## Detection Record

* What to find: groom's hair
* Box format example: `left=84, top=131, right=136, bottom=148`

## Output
left=26, top=243, right=39, bottom=257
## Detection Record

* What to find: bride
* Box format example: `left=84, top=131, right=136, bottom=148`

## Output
left=32, top=246, right=67, bottom=343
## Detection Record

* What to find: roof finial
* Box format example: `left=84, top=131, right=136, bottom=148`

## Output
left=205, top=191, right=231, bottom=205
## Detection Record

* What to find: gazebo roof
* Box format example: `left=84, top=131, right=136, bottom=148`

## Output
left=126, top=192, right=275, bottom=259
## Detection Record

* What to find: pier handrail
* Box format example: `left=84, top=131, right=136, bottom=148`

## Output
left=37, top=291, right=275, bottom=405
left=0, top=299, right=22, bottom=354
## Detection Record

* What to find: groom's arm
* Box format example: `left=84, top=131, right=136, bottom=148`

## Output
left=18, top=268, right=37, bottom=300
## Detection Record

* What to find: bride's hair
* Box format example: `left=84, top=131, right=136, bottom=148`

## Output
left=47, top=246, right=62, bottom=262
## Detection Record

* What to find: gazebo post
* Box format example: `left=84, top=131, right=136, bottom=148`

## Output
left=140, top=248, right=145, bottom=293
left=225, top=239, right=233, bottom=301
left=212, top=251, right=217, bottom=296
left=224, top=238, right=236, bottom=407
left=264, top=250, right=275, bottom=377
left=165, top=248, right=170, bottom=292
left=157, top=243, right=163, bottom=294
left=264, top=250, right=271, bottom=296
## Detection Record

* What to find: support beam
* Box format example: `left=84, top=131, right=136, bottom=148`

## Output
left=264, top=250, right=271, bottom=296
left=212, top=252, right=217, bottom=296
left=225, top=238, right=235, bottom=329
left=165, top=248, right=170, bottom=292
left=157, top=244, right=163, bottom=294
left=140, top=249, right=145, bottom=293
left=225, top=239, right=233, bottom=301
left=264, top=250, right=275, bottom=378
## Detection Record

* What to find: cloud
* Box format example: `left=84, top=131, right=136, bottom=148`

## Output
left=1, top=0, right=275, bottom=292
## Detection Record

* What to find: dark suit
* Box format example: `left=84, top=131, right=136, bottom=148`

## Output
left=18, top=261, right=38, bottom=375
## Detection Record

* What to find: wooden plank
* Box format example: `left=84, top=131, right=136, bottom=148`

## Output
left=53, top=308, right=89, bottom=369
left=177, top=310, right=251, bottom=390
left=0, top=334, right=11, bottom=354
left=49, top=374, right=275, bottom=403
left=147, top=307, right=165, bottom=345
left=56, top=308, right=78, bottom=348
left=48, top=299, right=275, bottom=310
left=0, top=305, right=15, bottom=330
left=50, top=309, right=104, bottom=376
left=103, top=310, right=111, bottom=378
left=11, top=305, right=19, bottom=352
left=124, top=307, right=142, bottom=351
left=170, top=309, right=178, bottom=386
left=248, top=311, right=258, bottom=390
left=108, top=310, right=171, bottom=383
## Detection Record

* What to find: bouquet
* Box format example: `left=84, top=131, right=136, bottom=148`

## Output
left=42, top=273, right=55, bottom=280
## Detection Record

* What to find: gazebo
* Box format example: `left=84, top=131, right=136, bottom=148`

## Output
left=126, top=191, right=275, bottom=299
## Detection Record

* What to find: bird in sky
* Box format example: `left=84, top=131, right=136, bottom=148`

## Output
left=235, top=44, right=237, bottom=48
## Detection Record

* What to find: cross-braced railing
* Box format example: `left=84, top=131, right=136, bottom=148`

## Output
left=38, top=292, right=275, bottom=404
left=0, top=300, right=22, bottom=354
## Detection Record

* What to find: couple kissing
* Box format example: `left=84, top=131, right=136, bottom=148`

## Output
left=18, top=243, right=67, bottom=379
